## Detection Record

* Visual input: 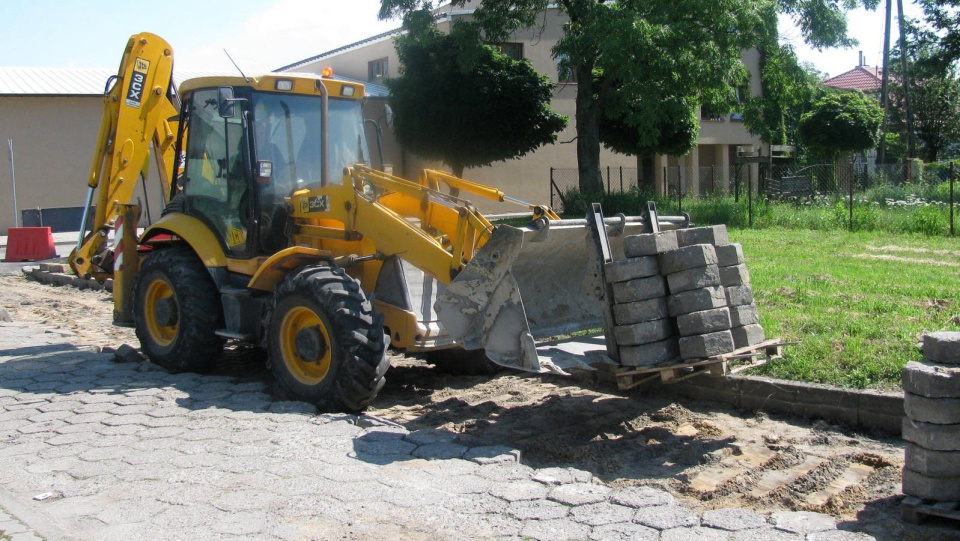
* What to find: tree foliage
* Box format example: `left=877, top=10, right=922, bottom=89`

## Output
left=385, top=26, right=566, bottom=177
left=918, top=0, right=960, bottom=68
left=379, top=0, right=879, bottom=191
left=797, top=91, right=884, bottom=158
left=887, top=22, right=960, bottom=162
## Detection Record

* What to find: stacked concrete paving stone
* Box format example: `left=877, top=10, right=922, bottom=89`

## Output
left=901, top=331, right=960, bottom=510
left=607, top=224, right=766, bottom=368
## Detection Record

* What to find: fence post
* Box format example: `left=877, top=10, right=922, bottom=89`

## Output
left=748, top=165, right=753, bottom=228
left=606, top=166, right=611, bottom=194
left=849, top=166, right=854, bottom=232
left=550, top=167, right=554, bottom=209
left=619, top=166, right=623, bottom=193
left=951, top=162, right=955, bottom=237
left=7, top=139, right=18, bottom=228
left=663, top=166, right=667, bottom=199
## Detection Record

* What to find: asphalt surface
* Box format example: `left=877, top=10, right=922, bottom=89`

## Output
left=0, top=231, right=878, bottom=540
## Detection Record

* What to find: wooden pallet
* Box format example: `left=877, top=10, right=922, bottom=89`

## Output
left=612, top=338, right=790, bottom=391
left=902, top=497, right=960, bottom=525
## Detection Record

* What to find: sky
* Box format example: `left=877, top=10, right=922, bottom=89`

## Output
left=0, top=0, right=928, bottom=78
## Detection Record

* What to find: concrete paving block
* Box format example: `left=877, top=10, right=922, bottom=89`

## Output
left=547, top=483, right=612, bottom=506
left=619, top=338, right=680, bottom=368
left=676, top=307, right=731, bottom=337
left=614, top=318, right=674, bottom=346
left=667, top=286, right=727, bottom=317
left=667, top=265, right=721, bottom=294
left=725, top=285, right=754, bottom=307
left=700, top=508, right=768, bottom=531
left=902, top=417, right=960, bottom=451
left=677, top=225, right=730, bottom=247
left=719, top=264, right=751, bottom=287
left=904, top=392, right=960, bottom=424
left=531, top=467, right=594, bottom=486
left=590, top=522, right=660, bottom=541
left=905, top=442, right=960, bottom=477
left=614, top=297, right=669, bottom=325
left=605, top=256, right=659, bottom=283
left=715, top=243, right=744, bottom=267
left=633, top=505, right=699, bottom=530
left=902, top=360, right=960, bottom=398
left=613, top=275, right=668, bottom=303
left=902, top=466, right=960, bottom=500
left=659, top=244, right=718, bottom=275
left=464, top=445, right=521, bottom=464
left=731, top=324, right=766, bottom=349
left=0, top=306, right=10, bottom=322
left=624, top=230, right=679, bottom=257
left=506, top=498, right=570, bottom=521
left=729, top=304, right=759, bottom=327
left=769, top=511, right=836, bottom=534
left=520, top=517, right=592, bottom=541
left=568, top=501, right=635, bottom=526
left=679, top=330, right=735, bottom=360
left=114, top=344, right=144, bottom=364
left=610, top=486, right=675, bottom=508
left=922, top=332, right=960, bottom=364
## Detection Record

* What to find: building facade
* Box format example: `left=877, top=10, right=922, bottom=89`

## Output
left=279, top=4, right=765, bottom=213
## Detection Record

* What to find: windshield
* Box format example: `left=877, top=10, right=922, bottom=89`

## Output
left=251, top=92, right=369, bottom=192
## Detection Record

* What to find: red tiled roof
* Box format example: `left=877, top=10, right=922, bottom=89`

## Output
left=823, top=66, right=883, bottom=92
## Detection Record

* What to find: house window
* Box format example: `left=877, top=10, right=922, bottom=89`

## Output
left=496, top=43, right=524, bottom=61
left=700, top=106, right=724, bottom=122
left=368, top=58, right=389, bottom=81
left=557, top=54, right=576, bottom=83
left=730, top=84, right=749, bottom=121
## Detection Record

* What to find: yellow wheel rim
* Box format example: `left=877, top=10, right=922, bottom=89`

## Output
left=144, top=278, right=177, bottom=347
left=279, top=306, right=333, bottom=385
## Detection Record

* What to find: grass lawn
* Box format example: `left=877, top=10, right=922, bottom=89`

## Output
left=733, top=228, right=960, bottom=391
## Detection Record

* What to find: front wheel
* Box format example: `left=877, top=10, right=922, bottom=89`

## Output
left=265, top=266, right=389, bottom=412
left=133, top=246, right=225, bottom=372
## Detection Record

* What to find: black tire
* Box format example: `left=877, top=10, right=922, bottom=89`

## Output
left=265, top=266, right=389, bottom=412
left=133, top=246, right=225, bottom=372
left=426, top=348, right=503, bottom=376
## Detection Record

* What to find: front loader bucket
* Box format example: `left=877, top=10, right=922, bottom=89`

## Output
left=435, top=212, right=688, bottom=374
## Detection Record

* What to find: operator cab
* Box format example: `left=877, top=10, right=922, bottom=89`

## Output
left=174, top=75, right=370, bottom=258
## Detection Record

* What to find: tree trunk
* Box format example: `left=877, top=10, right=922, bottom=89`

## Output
left=574, top=64, right=603, bottom=194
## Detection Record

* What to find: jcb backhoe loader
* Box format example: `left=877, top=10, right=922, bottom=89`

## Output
left=70, top=33, right=687, bottom=412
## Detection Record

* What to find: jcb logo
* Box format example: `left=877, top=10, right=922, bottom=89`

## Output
left=125, top=58, right=150, bottom=108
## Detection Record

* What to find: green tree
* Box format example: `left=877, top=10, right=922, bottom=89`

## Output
left=385, top=26, right=566, bottom=177
left=740, top=5, right=827, bottom=151
left=918, top=0, right=960, bottom=68
left=797, top=91, right=884, bottom=160
left=888, top=24, right=960, bottom=162
left=380, top=0, right=879, bottom=192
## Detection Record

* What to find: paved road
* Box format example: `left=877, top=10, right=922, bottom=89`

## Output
left=0, top=316, right=880, bottom=540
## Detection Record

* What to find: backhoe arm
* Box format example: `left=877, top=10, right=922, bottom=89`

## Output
left=69, top=33, right=179, bottom=280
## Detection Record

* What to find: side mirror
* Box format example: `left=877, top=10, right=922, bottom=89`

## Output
left=218, top=86, right=236, bottom=118
left=383, top=104, right=394, bottom=128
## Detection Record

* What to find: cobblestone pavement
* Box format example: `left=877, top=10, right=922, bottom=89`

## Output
left=0, top=320, right=877, bottom=540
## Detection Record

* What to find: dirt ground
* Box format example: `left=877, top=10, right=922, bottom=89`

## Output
left=1, top=273, right=957, bottom=541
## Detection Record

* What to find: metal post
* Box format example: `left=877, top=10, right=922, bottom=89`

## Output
left=678, top=168, right=683, bottom=213
left=849, top=166, right=855, bottom=231
left=950, top=162, right=955, bottom=236
left=748, top=165, right=753, bottom=227
left=619, top=166, right=623, bottom=193
left=606, top=166, right=611, bottom=194
left=550, top=167, right=554, bottom=208
left=7, top=140, right=18, bottom=228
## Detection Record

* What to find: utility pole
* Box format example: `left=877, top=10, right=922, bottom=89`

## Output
left=898, top=0, right=915, bottom=159
left=878, top=0, right=892, bottom=165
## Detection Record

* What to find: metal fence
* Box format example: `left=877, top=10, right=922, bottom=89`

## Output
left=549, top=161, right=957, bottom=235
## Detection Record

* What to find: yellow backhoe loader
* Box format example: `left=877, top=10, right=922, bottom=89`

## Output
left=70, top=33, right=688, bottom=412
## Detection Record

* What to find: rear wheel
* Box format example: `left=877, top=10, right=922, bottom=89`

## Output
left=133, top=246, right=225, bottom=372
left=266, top=266, right=388, bottom=412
